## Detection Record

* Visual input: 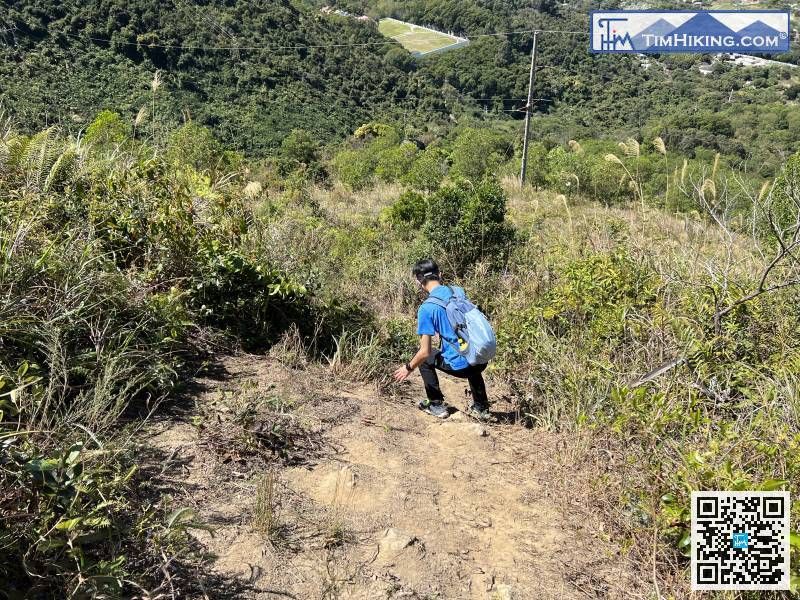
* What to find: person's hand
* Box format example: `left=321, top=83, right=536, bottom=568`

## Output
left=393, top=364, right=411, bottom=383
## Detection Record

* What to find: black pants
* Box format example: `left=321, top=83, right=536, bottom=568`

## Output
left=418, top=351, right=489, bottom=407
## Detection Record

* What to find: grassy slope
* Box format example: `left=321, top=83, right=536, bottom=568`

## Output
left=301, top=176, right=800, bottom=594
left=3, top=113, right=800, bottom=595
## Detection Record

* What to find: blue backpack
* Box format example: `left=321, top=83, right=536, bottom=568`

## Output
left=424, top=286, right=497, bottom=366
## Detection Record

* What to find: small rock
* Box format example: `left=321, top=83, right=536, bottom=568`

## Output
left=495, top=583, right=513, bottom=599
left=377, top=527, right=417, bottom=563
left=467, top=423, right=488, bottom=437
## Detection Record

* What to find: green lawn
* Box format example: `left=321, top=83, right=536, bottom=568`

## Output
left=378, top=18, right=413, bottom=38
left=378, top=17, right=462, bottom=54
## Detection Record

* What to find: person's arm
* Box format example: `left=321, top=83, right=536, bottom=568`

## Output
left=393, top=334, right=432, bottom=382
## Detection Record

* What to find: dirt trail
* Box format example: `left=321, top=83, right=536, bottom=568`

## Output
left=147, top=356, right=644, bottom=599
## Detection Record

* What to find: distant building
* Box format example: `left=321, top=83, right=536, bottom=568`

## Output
left=321, top=6, right=371, bottom=22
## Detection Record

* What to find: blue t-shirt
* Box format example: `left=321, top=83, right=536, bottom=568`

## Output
left=416, top=285, right=469, bottom=370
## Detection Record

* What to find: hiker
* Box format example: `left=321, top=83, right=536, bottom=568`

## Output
left=392, top=259, right=495, bottom=420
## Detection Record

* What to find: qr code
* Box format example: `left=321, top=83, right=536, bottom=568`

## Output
left=691, top=491, right=790, bottom=590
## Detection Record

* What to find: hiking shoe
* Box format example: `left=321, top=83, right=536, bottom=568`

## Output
left=418, top=400, right=449, bottom=419
left=466, top=403, right=491, bottom=421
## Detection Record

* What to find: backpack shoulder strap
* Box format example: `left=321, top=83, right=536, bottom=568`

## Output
left=448, top=285, right=466, bottom=299
left=424, top=296, right=448, bottom=309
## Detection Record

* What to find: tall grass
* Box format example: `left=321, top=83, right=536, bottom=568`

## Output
left=3, top=110, right=800, bottom=597
left=0, top=117, right=354, bottom=595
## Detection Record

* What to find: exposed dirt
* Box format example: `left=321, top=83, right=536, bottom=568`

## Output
left=145, top=355, right=646, bottom=599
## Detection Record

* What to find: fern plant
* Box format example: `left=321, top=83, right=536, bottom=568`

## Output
left=7, top=127, right=84, bottom=194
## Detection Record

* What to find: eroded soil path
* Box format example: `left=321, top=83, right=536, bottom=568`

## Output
left=146, top=355, right=644, bottom=599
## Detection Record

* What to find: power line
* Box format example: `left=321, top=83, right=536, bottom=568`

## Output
left=15, top=22, right=589, bottom=53
left=173, top=0, right=237, bottom=45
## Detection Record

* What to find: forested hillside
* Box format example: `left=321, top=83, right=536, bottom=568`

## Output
left=0, top=0, right=451, bottom=154
left=3, top=0, right=800, bottom=173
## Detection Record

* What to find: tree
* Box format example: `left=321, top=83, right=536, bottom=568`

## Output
left=84, top=110, right=130, bottom=150
left=449, top=128, right=513, bottom=182
left=423, top=178, right=515, bottom=274
left=280, top=129, right=320, bottom=170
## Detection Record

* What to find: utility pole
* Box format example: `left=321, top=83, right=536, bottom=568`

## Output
left=519, top=30, right=539, bottom=188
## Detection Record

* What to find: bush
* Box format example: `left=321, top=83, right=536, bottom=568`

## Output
left=769, top=150, right=800, bottom=236
left=190, top=241, right=310, bottom=347
left=423, top=178, right=516, bottom=275
left=278, top=129, right=325, bottom=181
left=522, top=142, right=549, bottom=188
left=538, top=248, right=658, bottom=339
left=84, top=110, right=131, bottom=150
left=375, top=141, right=418, bottom=183
left=280, top=129, right=319, bottom=168
left=544, top=146, right=589, bottom=197
left=331, top=148, right=376, bottom=190
left=448, top=128, right=513, bottom=181
left=381, top=190, right=426, bottom=229
left=165, top=122, right=241, bottom=172
left=403, top=148, right=447, bottom=192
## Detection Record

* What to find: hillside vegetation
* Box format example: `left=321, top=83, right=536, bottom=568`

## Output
left=1, top=0, right=449, bottom=154
left=3, top=0, right=800, bottom=175
left=2, top=106, right=800, bottom=596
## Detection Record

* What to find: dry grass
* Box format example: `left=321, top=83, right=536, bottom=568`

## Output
left=268, top=323, right=309, bottom=370
left=252, top=470, right=281, bottom=541
left=311, top=181, right=402, bottom=220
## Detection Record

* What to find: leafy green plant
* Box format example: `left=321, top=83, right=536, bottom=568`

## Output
left=375, top=141, right=418, bottom=183
left=381, top=190, right=426, bottom=230
left=538, top=248, right=658, bottom=339
left=0, top=432, right=136, bottom=597
left=423, top=178, right=516, bottom=275
left=331, top=148, right=376, bottom=191
left=403, top=147, right=447, bottom=192
left=84, top=110, right=131, bottom=151
left=165, top=122, right=241, bottom=173
left=190, top=240, right=309, bottom=346
left=448, top=128, right=513, bottom=182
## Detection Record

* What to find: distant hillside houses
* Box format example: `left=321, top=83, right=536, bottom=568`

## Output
left=320, top=6, right=371, bottom=21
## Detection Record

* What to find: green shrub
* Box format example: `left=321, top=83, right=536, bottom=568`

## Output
left=278, top=129, right=326, bottom=181
left=381, top=190, right=426, bottom=229
left=544, top=146, right=589, bottom=197
left=190, top=241, right=310, bottom=346
left=353, top=122, right=400, bottom=147
left=423, top=178, right=516, bottom=275
left=331, top=148, right=376, bottom=191
left=538, top=248, right=658, bottom=339
left=0, top=434, right=136, bottom=596
left=522, top=142, right=549, bottom=188
left=448, top=128, right=513, bottom=182
left=769, top=150, right=800, bottom=236
left=84, top=110, right=131, bottom=150
left=280, top=129, right=320, bottom=168
left=375, top=141, right=418, bottom=183
left=165, top=122, right=241, bottom=172
left=403, top=147, right=447, bottom=192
